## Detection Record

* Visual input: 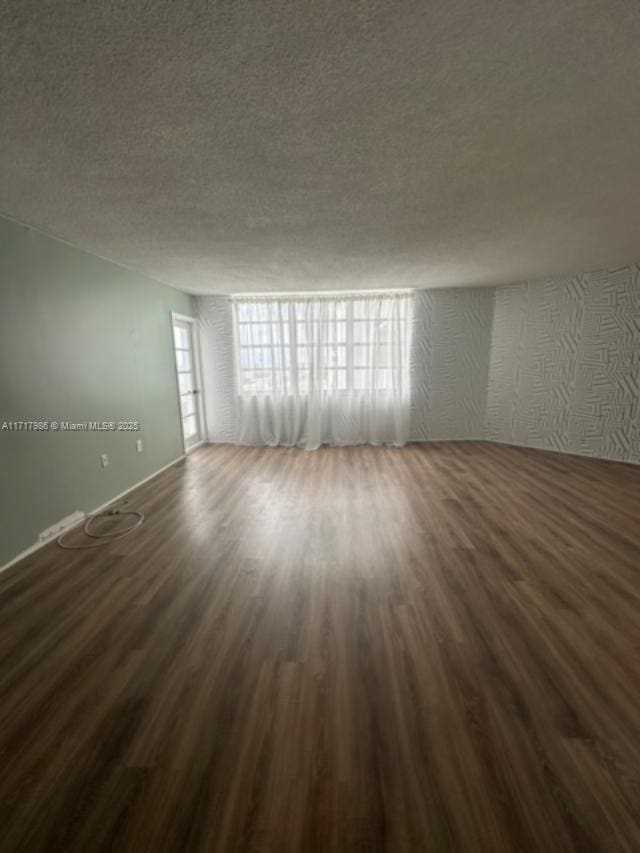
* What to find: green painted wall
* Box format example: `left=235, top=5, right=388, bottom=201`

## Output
left=0, top=217, right=194, bottom=567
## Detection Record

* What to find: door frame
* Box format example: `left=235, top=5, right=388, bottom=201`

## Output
left=171, top=311, right=207, bottom=454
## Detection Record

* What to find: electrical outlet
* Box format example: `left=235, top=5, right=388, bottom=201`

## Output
left=100, top=453, right=109, bottom=468
left=136, top=439, right=143, bottom=452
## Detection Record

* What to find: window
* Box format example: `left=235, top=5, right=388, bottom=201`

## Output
left=232, top=292, right=412, bottom=396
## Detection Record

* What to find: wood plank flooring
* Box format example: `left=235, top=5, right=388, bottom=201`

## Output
left=1, top=442, right=639, bottom=852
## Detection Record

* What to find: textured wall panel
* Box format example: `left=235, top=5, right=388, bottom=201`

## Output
left=411, top=288, right=494, bottom=441
left=199, top=288, right=494, bottom=445
left=487, top=264, right=640, bottom=463
left=409, top=289, right=433, bottom=440
left=199, top=269, right=639, bottom=463
left=197, top=295, right=237, bottom=443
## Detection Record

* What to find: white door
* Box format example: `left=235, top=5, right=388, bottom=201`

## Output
left=172, top=318, right=202, bottom=450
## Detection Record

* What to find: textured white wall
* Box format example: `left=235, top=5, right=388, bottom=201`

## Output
left=198, top=266, right=640, bottom=464
left=198, top=295, right=236, bottom=443
left=486, top=265, right=640, bottom=464
left=198, top=288, right=495, bottom=445
left=410, top=288, right=494, bottom=440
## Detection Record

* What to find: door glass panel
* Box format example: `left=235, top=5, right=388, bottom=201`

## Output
left=183, top=414, right=198, bottom=439
left=172, top=319, right=201, bottom=449
left=180, top=394, right=195, bottom=417
left=175, top=348, right=191, bottom=372
left=173, top=325, right=189, bottom=349
left=178, top=372, right=194, bottom=396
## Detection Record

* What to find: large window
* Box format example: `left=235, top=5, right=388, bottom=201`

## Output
left=232, top=292, right=412, bottom=396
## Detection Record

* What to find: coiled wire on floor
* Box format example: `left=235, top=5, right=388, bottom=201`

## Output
left=57, top=501, right=144, bottom=550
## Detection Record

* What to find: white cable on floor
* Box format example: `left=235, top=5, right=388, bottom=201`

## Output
left=57, top=502, right=144, bottom=550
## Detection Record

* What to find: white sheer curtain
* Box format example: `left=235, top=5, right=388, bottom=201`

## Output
left=232, top=291, right=413, bottom=449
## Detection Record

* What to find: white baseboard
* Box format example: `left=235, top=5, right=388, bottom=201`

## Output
left=88, top=454, right=186, bottom=516
left=38, top=510, right=86, bottom=543
left=411, top=437, right=639, bottom=465
left=0, top=538, right=56, bottom=577
left=185, top=439, right=208, bottom=455
left=483, top=438, right=640, bottom=466
left=0, top=454, right=186, bottom=576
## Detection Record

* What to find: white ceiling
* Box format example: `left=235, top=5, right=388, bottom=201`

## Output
left=1, top=1, right=640, bottom=294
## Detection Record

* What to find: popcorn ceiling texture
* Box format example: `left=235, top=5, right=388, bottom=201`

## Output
left=2, top=1, right=640, bottom=293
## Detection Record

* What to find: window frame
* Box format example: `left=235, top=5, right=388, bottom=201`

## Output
left=233, top=296, right=408, bottom=397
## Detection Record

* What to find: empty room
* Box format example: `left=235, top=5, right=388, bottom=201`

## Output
left=1, top=2, right=639, bottom=851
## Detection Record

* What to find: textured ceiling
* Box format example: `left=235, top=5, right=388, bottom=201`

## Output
left=1, top=1, right=640, bottom=294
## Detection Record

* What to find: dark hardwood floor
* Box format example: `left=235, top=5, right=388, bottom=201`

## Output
left=1, top=442, right=639, bottom=852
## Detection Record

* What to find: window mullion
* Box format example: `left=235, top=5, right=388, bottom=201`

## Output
left=289, top=302, right=299, bottom=395
left=233, top=304, right=243, bottom=394
left=267, top=309, right=277, bottom=394
left=346, top=301, right=354, bottom=391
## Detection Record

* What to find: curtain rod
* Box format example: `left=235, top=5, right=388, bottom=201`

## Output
left=229, top=288, right=414, bottom=299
